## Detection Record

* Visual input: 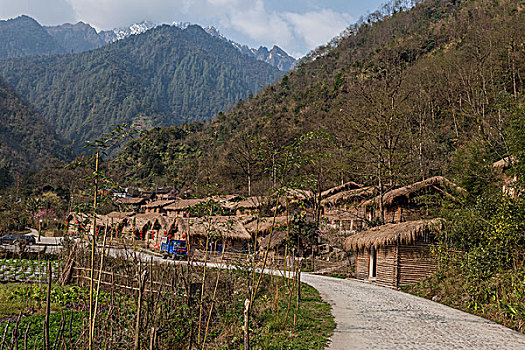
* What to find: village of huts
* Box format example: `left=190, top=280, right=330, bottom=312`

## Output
left=66, top=175, right=474, bottom=286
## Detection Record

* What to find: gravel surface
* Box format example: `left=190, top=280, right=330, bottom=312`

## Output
left=301, top=274, right=525, bottom=350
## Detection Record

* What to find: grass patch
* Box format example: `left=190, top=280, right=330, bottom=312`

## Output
left=208, top=274, right=335, bottom=350
left=403, top=267, right=525, bottom=333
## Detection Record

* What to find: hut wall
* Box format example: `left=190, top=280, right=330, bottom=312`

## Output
left=375, top=245, right=398, bottom=287
left=397, top=241, right=436, bottom=286
left=383, top=206, right=421, bottom=224
left=355, top=251, right=369, bottom=280
left=355, top=245, right=399, bottom=287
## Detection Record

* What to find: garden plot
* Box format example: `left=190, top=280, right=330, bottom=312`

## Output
left=0, top=259, right=58, bottom=282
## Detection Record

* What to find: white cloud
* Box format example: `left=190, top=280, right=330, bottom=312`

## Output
left=0, top=0, right=76, bottom=25
left=0, top=0, right=358, bottom=56
left=67, top=0, right=187, bottom=29
left=226, top=0, right=293, bottom=47
left=284, top=9, right=353, bottom=48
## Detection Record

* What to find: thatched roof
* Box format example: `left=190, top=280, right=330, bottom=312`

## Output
left=186, top=216, right=251, bottom=240
left=142, top=200, right=175, bottom=209
left=363, top=176, right=466, bottom=208
left=278, top=188, right=312, bottom=201
left=115, top=197, right=146, bottom=205
left=321, top=181, right=362, bottom=199
left=244, top=216, right=289, bottom=235
left=211, top=195, right=241, bottom=202
left=165, top=198, right=207, bottom=211
left=222, top=196, right=266, bottom=211
left=154, top=215, right=177, bottom=233
left=95, top=212, right=133, bottom=226
left=321, top=186, right=378, bottom=207
left=344, top=219, right=442, bottom=251
left=106, top=211, right=133, bottom=219
left=258, top=229, right=289, bottom=250
left=493, top=156, right=516, bottom=170
left=130, top=213, right=162, bottom=232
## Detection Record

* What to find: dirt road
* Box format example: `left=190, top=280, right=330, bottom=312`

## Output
left=301, top=274, right=525, bottom=350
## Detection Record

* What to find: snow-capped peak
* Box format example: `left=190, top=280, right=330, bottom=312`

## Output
left=172, top=21, right=191, bottom=30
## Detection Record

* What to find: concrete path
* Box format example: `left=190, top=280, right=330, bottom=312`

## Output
left=301, top=274, right=525, bottom=350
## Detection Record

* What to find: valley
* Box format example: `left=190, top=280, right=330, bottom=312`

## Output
left=0, top=0, right=524, bottom=348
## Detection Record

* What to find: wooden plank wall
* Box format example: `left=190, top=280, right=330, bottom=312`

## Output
left=355, top=252, right=369, bottom=280
left=397, top=241, right=436, bottom=286
left=375, top=245, right=398, bottom=287
left=355, top=245, right=398, bottom=287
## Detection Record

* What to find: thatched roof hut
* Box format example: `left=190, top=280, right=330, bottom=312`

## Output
left=211, top=195, right=241, bottom=202
left=104, top=211, right=133, bottom=225
left=278, top=188, right=312, bottom=201
left=346, top=219, right=442, bottom=287
left=142, top=200, right=175, bottom=210
left=258, top=229, right=289, bottom=250
left=321, top=181, right=362, bottom=199
left=155, top=215, right=176, bottom=233
left=130, top=213, right=162, bottom=232
left=321, top=186, right=378, bottom=207
left=187, top=216, right=251, bottom=240
left=243, top=216, right=289, bottom=235
left=363, top=176, right=466, bottom=209
left=221, top=196, right=266, bottom=211
left=165, top=198, right=208, bottom=212
left=344, top=219, right=442, bottom=251
left=115, top=197, right=146, bottom=205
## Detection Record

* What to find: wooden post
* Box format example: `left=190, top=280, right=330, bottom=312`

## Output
left=297, top=261, right=301, bottom=307
left=134, top=269, right=147, bottom=350
left=149, top=327, right=155, bottom=350
left=243, top=299, right=250, bottom=350
left=44, top=260, right=52, bottom=350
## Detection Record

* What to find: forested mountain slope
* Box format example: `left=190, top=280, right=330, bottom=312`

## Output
left=0, top=78, right=68, bottom=173
left=112, top=0, right=525, bottom=195
left=0, top=24, right=283, bottom=151
left=0, top=16, right=65, bottom=59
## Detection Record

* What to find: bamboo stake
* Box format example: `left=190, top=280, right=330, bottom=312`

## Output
left=202, top=235, right=230, bottom=347
left=23, top=322, right=30, bottom=350
left=243, top=299, right=250, bottom=350
left=51, top=312, right=65, bottom=350
left=282, top=264, right=297, bottom=328
left=197, top=209, right=213, bottom=346
left=9, top=312, right=21, bottom=350
left=91, top=225, right=109, bottom=340
left=149, top=328, right=155, bottom=350
left=88, top=151, right=100, bottom=350
left=134, top=267, right=148, bottom=350
left=251, top=191, right=282, bottom=304
left=44, top=260, right=52, bottom=350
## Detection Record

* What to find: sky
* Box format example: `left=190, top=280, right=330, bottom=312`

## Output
left=0, top=0, right=385, bottom=58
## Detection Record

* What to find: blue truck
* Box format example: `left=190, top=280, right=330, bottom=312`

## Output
left=160, top=237, right=188, bottom=260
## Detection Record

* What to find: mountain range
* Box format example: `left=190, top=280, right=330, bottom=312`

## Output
left=0, top=15, right=296, bottom=71
left=110, top=0, right=525, bottom=196
left=0, top=23, right=284, bottom=155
